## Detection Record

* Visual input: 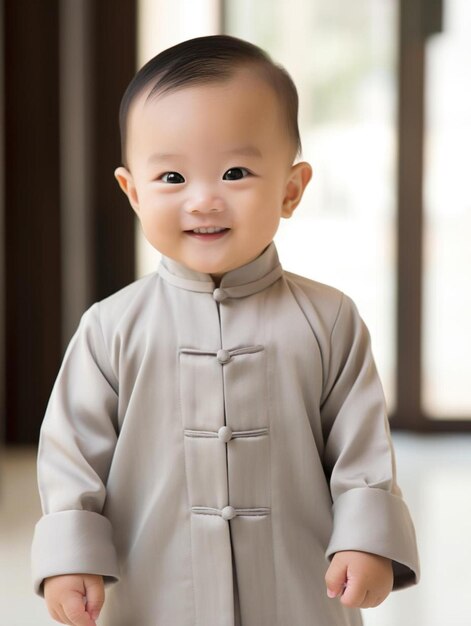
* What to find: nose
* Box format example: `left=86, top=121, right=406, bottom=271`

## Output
left=183, top=191, right=225, bottom=214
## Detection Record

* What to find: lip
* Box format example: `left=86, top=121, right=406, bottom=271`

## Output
left=184, top=226, right=229, bottom=232
left=184, top=227, right=231, bottom=241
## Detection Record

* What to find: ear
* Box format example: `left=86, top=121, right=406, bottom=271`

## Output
left=281, top=161, right=313, bottom=218
left=114, top=166, right=140, bottom=214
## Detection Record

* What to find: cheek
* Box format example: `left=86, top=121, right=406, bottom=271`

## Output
left=139, top=191, right=175, bottom=220
left=241, top=180, right=278, bottom=205
left=137, top=202, right=171, bottom=239
left=243, top=206, right=281, bottom=245
left=245, top=185, right=284, bottom=219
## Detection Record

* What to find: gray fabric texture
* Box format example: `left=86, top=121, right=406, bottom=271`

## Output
left=32, top=242, right=419, bottom=625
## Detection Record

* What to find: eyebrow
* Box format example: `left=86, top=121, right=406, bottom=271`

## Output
left=148, top=153, right=182, bottom=163
left=147, top=145, right=263, bottom=164
left=223, top=145, right=263, bottom=158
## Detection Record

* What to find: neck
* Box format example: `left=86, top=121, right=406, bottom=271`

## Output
left=210, top=274, right=222, bottom=287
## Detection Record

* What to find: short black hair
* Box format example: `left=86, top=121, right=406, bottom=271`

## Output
left=119, top=34, right=302, bottom=166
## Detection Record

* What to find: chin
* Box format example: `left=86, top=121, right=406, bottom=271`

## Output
left=199, top=265, right=227, bottom=276
left=187, top=257, right=231, bottom=276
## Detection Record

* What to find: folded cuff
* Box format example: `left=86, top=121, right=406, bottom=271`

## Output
left=31, top=510, right=120, bottom=596
left=326, top=487, right=420, bottom=589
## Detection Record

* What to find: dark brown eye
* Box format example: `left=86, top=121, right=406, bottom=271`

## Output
left=160, top=172, right=185, bottom=184
left=223, top=167, right=249, bottom=181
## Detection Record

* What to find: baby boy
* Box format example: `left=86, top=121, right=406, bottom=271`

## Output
left=32, top=34, right=419, bottom=626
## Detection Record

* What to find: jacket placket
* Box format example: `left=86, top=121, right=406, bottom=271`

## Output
left=178, top=289, right=276, bottom=626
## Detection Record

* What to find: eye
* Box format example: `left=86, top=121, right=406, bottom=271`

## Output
left=223, top=167, right=250, bottom=181
left=159, top=172, right=185, bottom=184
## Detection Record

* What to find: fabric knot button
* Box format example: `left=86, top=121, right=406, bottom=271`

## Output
left=216, top=349, right=231, bottom=364
left=221, top=506, right=236, bottom=521
left=218, top=425, right=233, bottom=443
left=213, top=288, right=228, bottom=303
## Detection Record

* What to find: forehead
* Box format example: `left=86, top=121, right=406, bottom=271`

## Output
left=126, top=69, right=290, bottom=161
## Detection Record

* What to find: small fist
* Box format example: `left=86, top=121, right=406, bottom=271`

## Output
left=44, top=573, right=105, bottom=625
left=325, top=550, right=393, bottom=609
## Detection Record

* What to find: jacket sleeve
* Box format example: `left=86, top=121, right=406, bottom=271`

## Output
left=320, top=293, right=420, bottom=589
left=31, top=303, right=120, bottom=596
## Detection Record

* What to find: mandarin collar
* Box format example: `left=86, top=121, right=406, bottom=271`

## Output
left=157, top=242, right=283, bottom=298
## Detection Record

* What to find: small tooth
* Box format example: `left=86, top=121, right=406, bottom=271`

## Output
left=193, top=227, right=224, bottom=233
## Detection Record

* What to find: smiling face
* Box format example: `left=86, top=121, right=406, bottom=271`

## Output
left=115, top=67, right=312, bottom=278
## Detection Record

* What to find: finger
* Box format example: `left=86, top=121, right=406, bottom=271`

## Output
left=55, top=604, right=74, bottom=626
left=49, top=606, right=68, bottom=624
left=47, top=601, right=73, bottom=625
left=62, top=595, right=96, bottom=626
left=325, top=559, right=348, bottom=599
left=84, top=577, right=105, bottom=621
left=340, top=579, right=368, bottom=608
left=361, top=590, right=385, bottom=609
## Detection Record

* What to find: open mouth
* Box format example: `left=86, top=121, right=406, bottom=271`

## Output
left=184, top=227, right=231, bottom=239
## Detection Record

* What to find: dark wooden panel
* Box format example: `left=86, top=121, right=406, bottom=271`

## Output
left=2, top=0, right=137, bottom=443
left=394, top=0, right=424, bottom=430
left=393, top=0, right=471, bottom=430
left=89, top=1, right=136, bottom=301
left=3, top=0, right=62, bottom=443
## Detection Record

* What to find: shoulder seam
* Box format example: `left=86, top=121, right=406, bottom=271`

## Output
left=329, top=292, right=346, bottom=346
left=94, top=302, right=119, bottom=392
left=321, top=292, right=346, bottom=406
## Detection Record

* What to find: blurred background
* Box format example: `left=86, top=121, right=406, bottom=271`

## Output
left=1, top=0, right=470, bottom=624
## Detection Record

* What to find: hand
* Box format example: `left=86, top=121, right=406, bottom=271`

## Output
left=325, top=550, right=393, bottom=609
left=44, top=574, right=105, bottom=625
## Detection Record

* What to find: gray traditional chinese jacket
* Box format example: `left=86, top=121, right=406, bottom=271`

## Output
left=32, top=242, right=419, bottom=626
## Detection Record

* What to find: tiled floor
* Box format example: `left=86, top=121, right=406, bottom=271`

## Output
left=1, top=433, right=471, bottom=626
